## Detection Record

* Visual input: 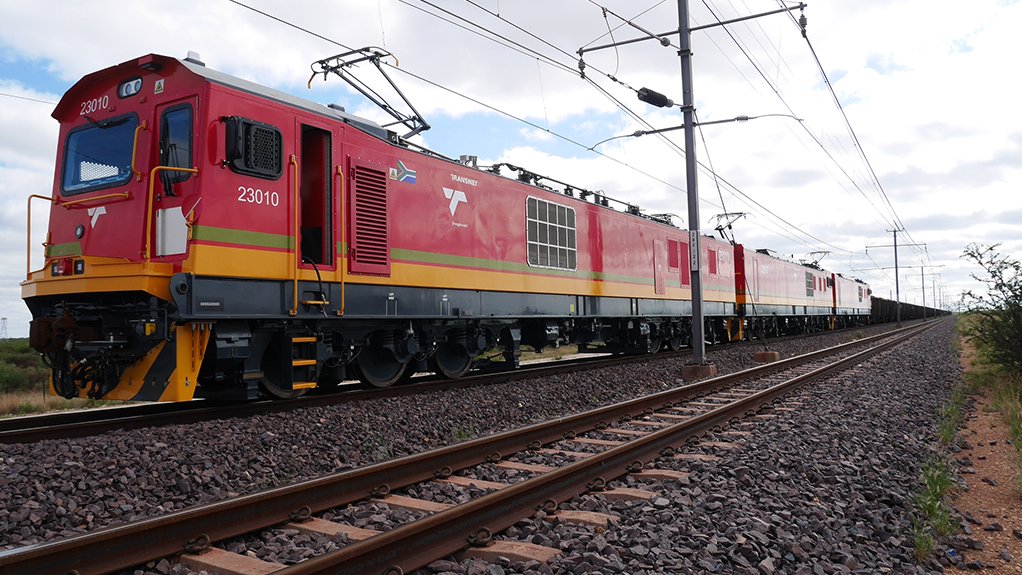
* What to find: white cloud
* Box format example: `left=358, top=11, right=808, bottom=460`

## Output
left=0, top=0, right=1019, bottom=336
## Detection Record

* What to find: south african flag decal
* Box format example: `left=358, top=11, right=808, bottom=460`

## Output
left=389, top=160, right=416, bottom=184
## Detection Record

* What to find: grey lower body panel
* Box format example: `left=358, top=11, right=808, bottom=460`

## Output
left=170, top=274, right=736, bottom=321
left=741, top=304, right=834, bottom=317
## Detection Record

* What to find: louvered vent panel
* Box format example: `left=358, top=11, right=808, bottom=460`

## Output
left=349, top=163, right=391, bottom=276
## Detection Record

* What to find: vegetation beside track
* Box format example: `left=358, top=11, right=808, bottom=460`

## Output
left=910, top=350, right=966, bottom=563
left=911, top=242, right=1022, bottom=564
left=960, top=243, right=1022, bottom=489
left=0, top=338, right=121, bottom=417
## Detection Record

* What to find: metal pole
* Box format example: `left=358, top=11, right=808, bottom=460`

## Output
left=921, top=267, right=926, bottom=319
left=678, top=0, right=706, bottom=364
left=892, top=229, right=901, bottom=325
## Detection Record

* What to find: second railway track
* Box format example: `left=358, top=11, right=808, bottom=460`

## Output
left=0, top=320, right=936, bottom=574
left=0, top=323, right=913, bottom=445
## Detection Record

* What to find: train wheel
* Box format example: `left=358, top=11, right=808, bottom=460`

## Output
left=647, top=336, right=662, bottom=354
left=355, top=346, right=408, bottom=388
left=667, top=334, right=684, bottom=351
left=432, top=341, right=472, bottom=379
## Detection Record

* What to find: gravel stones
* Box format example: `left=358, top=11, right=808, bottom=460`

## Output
left=0, top=322, right=940, bottom=574
left=420, top=321, right=960, bottom=574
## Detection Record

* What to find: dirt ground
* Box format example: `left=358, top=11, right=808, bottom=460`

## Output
left=953, top=349, right=1022, bottom=571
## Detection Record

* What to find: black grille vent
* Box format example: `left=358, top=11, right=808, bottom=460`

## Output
left=245, top=125, right=281, bottom=174
left=224, top=116, right=283, bottom=179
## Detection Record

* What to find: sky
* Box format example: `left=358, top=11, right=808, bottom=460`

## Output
left=1, top=0, right=1019, bottom=337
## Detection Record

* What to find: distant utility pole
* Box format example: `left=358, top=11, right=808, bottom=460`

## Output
left=867, top=229, right=926, bottom=326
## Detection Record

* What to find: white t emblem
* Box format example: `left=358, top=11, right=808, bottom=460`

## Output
left=442, top=187, right=468, bottom=216
left=87, top=206, right=107, bottom=228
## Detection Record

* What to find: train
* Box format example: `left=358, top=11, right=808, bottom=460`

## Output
left=21, top=51, right=942, bottom=402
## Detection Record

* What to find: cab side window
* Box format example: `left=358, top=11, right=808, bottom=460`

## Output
left=160, top=105, right=193, bottom=185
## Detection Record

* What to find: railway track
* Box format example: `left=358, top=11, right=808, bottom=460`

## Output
left=0, top=321, right=934, bottom=574
left=0, top=324, right=903, bottom=445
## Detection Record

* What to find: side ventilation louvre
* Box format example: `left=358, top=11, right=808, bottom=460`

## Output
left=349, top=160, right=390, bottom=276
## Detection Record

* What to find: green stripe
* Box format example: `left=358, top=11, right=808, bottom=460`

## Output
left=391, top=248, right=653, bottom=286
left=192, top=225, right=293, bottom=250
left=47, top=242, right=82, bottom=257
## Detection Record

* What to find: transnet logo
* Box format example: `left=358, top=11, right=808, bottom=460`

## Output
left=87, top=206, right=106, bottom=228
left=442, top=187, right=468, bottom=216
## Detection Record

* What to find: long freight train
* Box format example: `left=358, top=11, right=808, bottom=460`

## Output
left=21, top=52, right=926, bottom=402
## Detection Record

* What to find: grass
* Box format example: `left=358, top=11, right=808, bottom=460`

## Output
left=911, top=319, right=969, bottom=563
left=451, top=425, right=479, bottom=442
left=911, top=454, right=960, bottom=561
left=0, top=389, right=126, bottom=418
left=0, top=338, right=128, bottom=417
left=957, top=315, right=1022, bottom=493
left=937, top=387, right=966, bottom=446
left=911, top=315, right=1022, bottom=562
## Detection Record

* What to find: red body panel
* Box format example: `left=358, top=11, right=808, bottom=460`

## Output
left=733, top=245, right=833, bottom=313
left=833, top=273, right=871, bottom=315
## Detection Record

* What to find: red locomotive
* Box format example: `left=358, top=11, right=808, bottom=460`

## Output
left=23, top=51, right=869, bottom=402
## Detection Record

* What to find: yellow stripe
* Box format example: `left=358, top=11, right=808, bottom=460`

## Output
left=25, top=244, right=736, bottom=305
left=22, top=269, right=174, bottom=301
left=102, top=341, right=168, bottom=401
left=186, top=244, right=736, bottom=302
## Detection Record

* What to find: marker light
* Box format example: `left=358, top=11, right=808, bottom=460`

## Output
left=118, top=78, right=143, bottom=98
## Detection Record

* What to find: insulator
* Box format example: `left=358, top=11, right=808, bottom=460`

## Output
left=637, top=87, right=674, bottom=108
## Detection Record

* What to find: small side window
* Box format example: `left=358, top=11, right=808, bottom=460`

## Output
left=160, top=105, right=193, bottom=187
left=224, top=116, right=283, bottom=179
left=707, top=248, right=718, bottom=276
left=667, top=239, right=680, bottom=269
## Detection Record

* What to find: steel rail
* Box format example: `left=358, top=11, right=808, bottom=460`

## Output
left=282, top=321, right=935, bottom=575
left=0, top=321, right=933, bottom=574
left=0, top=324, right=905, bottom=444
left=0, top=351, right=645, bottom=444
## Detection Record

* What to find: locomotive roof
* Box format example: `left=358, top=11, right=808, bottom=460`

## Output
left=178, top=57, right=390, bottom=140
left=53, top=53, right=389, bottom=143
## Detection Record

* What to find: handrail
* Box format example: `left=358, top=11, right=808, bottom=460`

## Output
left=289, top=154, right=300, bottom=316
left=59, top=191, right=131, bottom=209
left=26, top=194, right=56, bottom=277
left=336, top=165, right=345, bottom=317
left=131, top=120, right=148, bottom=181
left=145, top=166, right=199, bottom=263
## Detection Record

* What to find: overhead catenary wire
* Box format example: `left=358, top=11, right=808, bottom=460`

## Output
left=226, top=0, right=715, bottom=210
left=777, top=1, right=929, bottom=265
left=0, top=91, right=56, bottom=105
left=454, top=0, right=855, bottom=254
left=698, top=0, right=899, bottom=234
left=227, top=0, right=859, bottom=258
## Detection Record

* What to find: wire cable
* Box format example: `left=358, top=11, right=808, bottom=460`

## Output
left=227, top=0, right=860, bottom=258
left=0, top=91, right=57, bottom=105
left=457, top=0, right=854, bottom=253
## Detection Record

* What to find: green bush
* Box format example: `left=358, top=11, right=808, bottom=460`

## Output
left=0, top=362, right=31, bottom=393
left=961, top=244, right=1022, bottom=376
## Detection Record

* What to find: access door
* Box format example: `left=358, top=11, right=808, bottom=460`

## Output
left=297, top=123, right=335, bottom=270
left=153, top=98, right=198, bottom=258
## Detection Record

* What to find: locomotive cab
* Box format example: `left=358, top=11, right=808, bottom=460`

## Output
left=24, top=54, right=208, bottom=401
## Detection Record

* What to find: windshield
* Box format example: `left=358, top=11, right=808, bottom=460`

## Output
left=61, top=114, right=138, bottom=195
